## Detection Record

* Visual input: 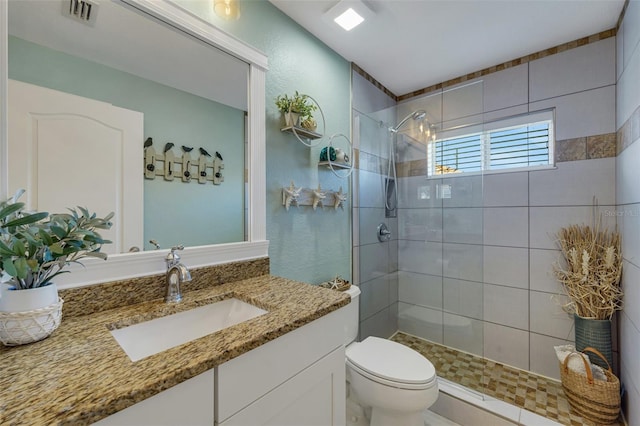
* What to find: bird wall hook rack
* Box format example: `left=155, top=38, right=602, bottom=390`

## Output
left=143, top=137, right=224, bottom=185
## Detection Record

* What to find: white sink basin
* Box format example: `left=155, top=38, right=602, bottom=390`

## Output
left=110, top=298, right=268, bottom=362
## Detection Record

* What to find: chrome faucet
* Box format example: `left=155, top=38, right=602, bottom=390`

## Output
left=165, top=245, right=192, bottom=303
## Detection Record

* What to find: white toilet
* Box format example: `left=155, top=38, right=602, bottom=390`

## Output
left=344, top=286, right=438, bottom=426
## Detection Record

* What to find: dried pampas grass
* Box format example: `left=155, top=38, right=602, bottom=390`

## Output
left=554, top=211, right=622, bottom=320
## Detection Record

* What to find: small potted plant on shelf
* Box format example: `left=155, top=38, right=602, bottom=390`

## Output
left=0, top=189, right=113, bottom=346
left=553, top=212, right=622, bottom=368
left=275, top=91, right=318, bottom=131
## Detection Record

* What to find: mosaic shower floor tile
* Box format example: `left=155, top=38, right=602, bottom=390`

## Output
left=391, top=332, right=623, bottom=426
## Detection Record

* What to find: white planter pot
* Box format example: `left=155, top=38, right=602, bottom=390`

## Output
left=0, top=283, right=58, bottom=312
left=284, top=111, right=300, bottom=127
left=0, top=283, right=63, bottom=346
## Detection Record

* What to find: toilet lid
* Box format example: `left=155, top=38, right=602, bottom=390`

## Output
left=346, top=337, right=436, bottom=385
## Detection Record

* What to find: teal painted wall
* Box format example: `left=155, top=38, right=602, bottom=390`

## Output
left=8, top=36, right=245, bottom=251
left=178, top=1, right=353, bottom=284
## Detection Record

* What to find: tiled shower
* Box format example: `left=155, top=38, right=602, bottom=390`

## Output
left=352, top=34, right=619, bottom=389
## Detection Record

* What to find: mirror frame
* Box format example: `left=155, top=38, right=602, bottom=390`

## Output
left=0, top=0, right=268, bottom=288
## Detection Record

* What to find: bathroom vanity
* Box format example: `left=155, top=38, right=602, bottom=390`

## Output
left=0, top=271, right=349, bottom=425
left=97, top=295, right=347, bottom=426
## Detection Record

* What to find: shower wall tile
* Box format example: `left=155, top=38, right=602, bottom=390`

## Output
left=352, top=169, right=360, bottom=208
left=482, top=63, right=529, bottom=113
left=529, top=291, right=574, bottom=340
left=399, top=209, right=423, bottom=239
left=621, top=364, right=640, bottom=426
left=529, top=205, right=617, bottom=250
left=360, top=207, right=398, bottom=245
left=618, top=204, right=628, bottom=257
left=398, top=271, right=443, bottom=310
left=442, top=175, right=483, bottom=208
left=482, top=171, right=528, bottom=207
left=398, top=240, right=442, bottom=276
left=617, top=21, right=624, bottom=81
left=359, top=242, right=391, bottom=283
left=360, top=275, right=391, bottom=320
left=621, top=261, right=640, bottom=330
left=484, top=284, right=529, bottom=330
left=483, top=207, right=528, bottom=248
left=389, top=239, right=399, bottom=272
left=352, top=72, right=395, bottom=115
left=398, top=176, right=442, bottom=209
left=389, top=271, right=399, bottom=305
left=484, top=322, right=530, bottom=370
left=529, top=333, right=573, bottom=380
left=352, top=246, right=360, bottom=285
left=622, top=0, right=640, bottom=71
left=620, top=313, right=640, bottom=405
left=529, top=248, right=562, bottom=293
left=443, top=278, right=483, bottom=320
left=529, top=38, right=615, bottom=102
left=616, top=138, right=640, bottom=205
left=482, top=104, right=529, bottom=123
left=529, top=85, right=615, bottom=140
left=443, top=207, right=483, bottom=244
left=617, top=37, right=640, bottom=128
left=353, top=207, right=360, bottom=246
left=442, top=81, right=484, bottom=122
left=357, top=169, right=384, bottom=208
left=360, top=305, right=397, bottom=340
left=398, top=208, right=444, bottom=242
left=483, top=246, right=528, bottom=289
left=398, top=302, right=443, bottom=343
left=529, top=157, right=615, bottom=206
left=443, top=313, right=483, bottom=355
left=442, top=243, right=483, bottom=282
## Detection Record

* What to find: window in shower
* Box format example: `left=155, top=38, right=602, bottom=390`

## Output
left=428, top=110, right=554, bottom=176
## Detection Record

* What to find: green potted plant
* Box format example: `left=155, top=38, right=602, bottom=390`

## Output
left=275, top=91, right=318, bottom=130
left=0, top=189, right=113, bottom=345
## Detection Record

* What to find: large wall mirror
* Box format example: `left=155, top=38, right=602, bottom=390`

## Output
left=0, top=0, right=268, bottom=287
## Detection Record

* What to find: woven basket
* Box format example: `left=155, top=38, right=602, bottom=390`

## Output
left=560, top=346, right=620, bottom=424
left=0, top=297, right=64, bottom=346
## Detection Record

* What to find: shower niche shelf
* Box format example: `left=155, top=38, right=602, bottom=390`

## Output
left=281, top=126, right=322, bottom=140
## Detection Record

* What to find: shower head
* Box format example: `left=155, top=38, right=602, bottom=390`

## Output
left=390, top=109, right=427, bottom=133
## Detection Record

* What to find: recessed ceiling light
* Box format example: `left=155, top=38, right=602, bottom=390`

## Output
left=334, top=8, right=364, bottom=31
left=323, top=0, right=374, bottom=32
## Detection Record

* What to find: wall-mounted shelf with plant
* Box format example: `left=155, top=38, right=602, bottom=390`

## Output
left=275, top=92, right=325, bottom=147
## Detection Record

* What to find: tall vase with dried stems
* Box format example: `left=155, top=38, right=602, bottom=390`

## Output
left=554, top=212, right=623, bottom=369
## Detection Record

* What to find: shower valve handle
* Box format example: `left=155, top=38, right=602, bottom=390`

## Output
left=377, top=223, right=392, bottom=242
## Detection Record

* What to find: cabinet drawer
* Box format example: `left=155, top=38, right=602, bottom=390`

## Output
left=216, top=304, right=348, bottom=422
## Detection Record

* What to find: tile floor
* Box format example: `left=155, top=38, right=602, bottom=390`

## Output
left=391, top=332, right=623, bottom=426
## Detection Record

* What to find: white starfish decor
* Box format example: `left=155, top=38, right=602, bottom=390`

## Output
left=334, top=186, right=348, bottom=210
left=312, top=184, right=327, bottom=210
left=283, top=181, right=301, bottom=211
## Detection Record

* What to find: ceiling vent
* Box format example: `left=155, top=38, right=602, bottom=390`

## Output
left=63, top=0, right=98, bottom=26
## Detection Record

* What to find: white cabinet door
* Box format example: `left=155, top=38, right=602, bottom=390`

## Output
left=216, top=302, right=348, bottom=422
left=8, top=79, right=144, bottom=254
left=93, top=370, right=214, bottom=426
left=221, top=347, right=346, bottom=426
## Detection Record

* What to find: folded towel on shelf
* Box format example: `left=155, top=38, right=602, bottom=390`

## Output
left=554, top=344, right=607, bottom=381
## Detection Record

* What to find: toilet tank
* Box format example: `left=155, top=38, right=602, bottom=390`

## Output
left=343, top=285, right=360, bottom=345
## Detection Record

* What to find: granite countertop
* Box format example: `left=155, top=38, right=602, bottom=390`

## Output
left=0, top=275, right=349, bottom=425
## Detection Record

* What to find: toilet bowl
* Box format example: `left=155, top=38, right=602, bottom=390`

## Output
left=343, top=286, right=438, bottom=426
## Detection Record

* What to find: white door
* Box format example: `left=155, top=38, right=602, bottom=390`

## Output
left=8, top=79, right=144, bottom=254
